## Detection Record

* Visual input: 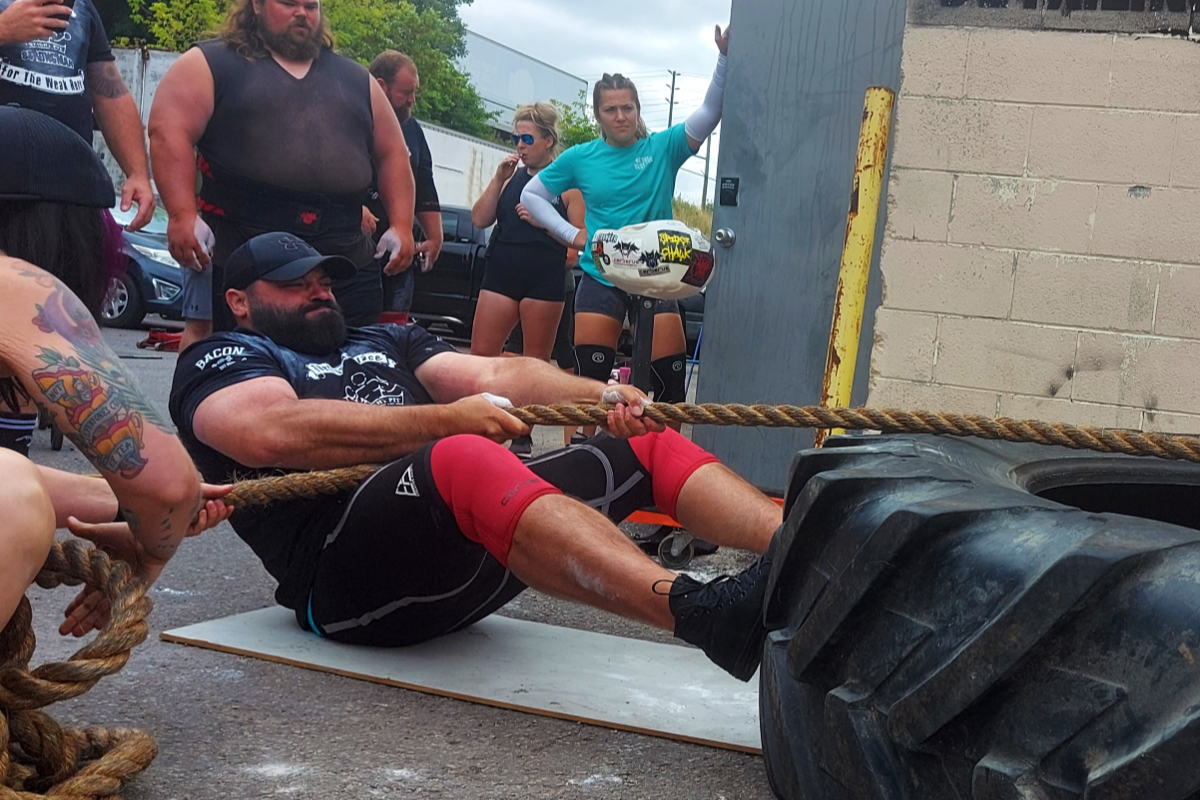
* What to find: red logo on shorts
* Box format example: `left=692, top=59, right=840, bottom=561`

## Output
left=300, top=211, right=318, bottom=226
left=500, top=478, right=539, bottom=506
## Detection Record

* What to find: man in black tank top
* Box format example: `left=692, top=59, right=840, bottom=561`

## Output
left=148, top=0, right=416, bottom=341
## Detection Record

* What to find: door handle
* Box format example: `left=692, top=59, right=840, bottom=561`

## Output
left=714, top=228, right=736, bottom=248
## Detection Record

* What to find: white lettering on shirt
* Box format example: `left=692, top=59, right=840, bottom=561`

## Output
left=0, top=60, right=84, bottom=95
left=194, top=346, right=248, bottom=371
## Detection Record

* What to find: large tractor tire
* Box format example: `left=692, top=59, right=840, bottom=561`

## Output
left=761, top=434, right=1200, bottom=800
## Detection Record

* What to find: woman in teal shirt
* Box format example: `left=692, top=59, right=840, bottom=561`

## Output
left=522, top=25, right=729, bottom=403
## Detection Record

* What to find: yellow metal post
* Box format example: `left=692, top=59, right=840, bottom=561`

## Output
left=814, top=87, right=895, bottom=448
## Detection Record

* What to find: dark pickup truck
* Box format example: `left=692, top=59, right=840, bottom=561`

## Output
left=410, top=205, right=705, bottom=354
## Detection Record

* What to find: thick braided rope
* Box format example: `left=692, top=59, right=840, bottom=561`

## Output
left=509, top=404, right=1200, bottom=463
left=0, top=540, right=156, bottom=799
left=220, top=403, right=1200, bottom=508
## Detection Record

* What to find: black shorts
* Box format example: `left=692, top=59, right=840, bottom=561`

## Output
left=302, top=434, right=654, bottom=646
left=574, top=274, right=679, bottom=323
left=505, top=271, right=576, bottom=368
left=331, top=258, right=383, bottom=327
left=480, top=241, right=568, bottom=302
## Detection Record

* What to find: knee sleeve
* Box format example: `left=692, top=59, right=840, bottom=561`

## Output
left=574, top=344, right=616, bottom=383
left=0, top=413, right=37, bottom=458
left=429, top=435, right=561, bottom=566
left=626, top=428, right=719, bottom=520
left=651, top=353, right=687, bottom=403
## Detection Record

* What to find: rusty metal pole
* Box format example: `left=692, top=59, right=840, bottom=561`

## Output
left=814, top=87, right=895, bottom=448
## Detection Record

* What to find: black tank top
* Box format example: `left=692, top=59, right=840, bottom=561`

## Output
left=195, top=40, right=374, bottom=195
left=495, top=168, right=567, bottom=251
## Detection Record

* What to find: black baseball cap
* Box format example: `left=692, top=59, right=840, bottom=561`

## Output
left=224, top=232, right=357, bottom=290
left=0, top=105, right=116, bottom=207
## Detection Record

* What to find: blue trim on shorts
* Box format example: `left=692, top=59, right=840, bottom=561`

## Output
left=307, top=594, right=323, bottom=637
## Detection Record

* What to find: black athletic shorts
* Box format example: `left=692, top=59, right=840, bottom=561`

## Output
left=479, top=241, right=568, bottom=303
left=301, top=433, right=654, bottom=646
left=505, top=270, right=576, bottom=368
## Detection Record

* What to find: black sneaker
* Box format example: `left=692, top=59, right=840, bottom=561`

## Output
left=661, top=544, right=774, bottom=681
left=509, top=434, right=533, bottom=459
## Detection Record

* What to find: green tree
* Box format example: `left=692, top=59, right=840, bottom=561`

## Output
left=324, top=0, right=494, bottom=137
left=407, top=0, right=470, bottom=58
left=551, top=89, right=598, bottom=149
left=125, top=0, right=223, bottom=51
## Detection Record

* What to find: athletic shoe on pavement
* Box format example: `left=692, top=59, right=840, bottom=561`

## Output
left=663, top=539, right=775, bottom=681
left=509, top=434, right=533, bottom=459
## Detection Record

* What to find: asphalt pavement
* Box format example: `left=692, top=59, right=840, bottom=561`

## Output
left=24, top=321, right=776, bottom=800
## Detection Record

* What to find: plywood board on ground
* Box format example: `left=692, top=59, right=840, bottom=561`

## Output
left=162, top=607, right=761, bottom=753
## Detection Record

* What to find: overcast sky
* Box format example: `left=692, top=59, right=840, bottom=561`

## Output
left=459, top=0, right=732, bottom=204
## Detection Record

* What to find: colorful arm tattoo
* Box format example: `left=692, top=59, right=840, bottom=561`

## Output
left=25, top=278, right=173, bottom=479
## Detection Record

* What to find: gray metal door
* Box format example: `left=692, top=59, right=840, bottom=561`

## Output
left=694, top=0, right=906, bottom=493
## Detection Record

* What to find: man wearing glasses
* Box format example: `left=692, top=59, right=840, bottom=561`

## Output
left=366, top=50, right=443, bottom=325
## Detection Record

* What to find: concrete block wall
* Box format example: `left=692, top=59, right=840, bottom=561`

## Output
left=868, top=25, right=1200, bottom=434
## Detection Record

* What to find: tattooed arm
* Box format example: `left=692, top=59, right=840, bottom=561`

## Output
left=0, top=257, right=202, bottom=587
left=87, top=60, right=155, bottom=231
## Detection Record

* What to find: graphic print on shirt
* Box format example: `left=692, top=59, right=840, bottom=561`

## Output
left=344, top=371, right=406, bottom=406
left=306, top=351, right=399, bottom=381
left=0, top=24, right=85, bottom=96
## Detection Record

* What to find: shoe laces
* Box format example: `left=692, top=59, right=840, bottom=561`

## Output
left=655, top=567, right=760, bottom=617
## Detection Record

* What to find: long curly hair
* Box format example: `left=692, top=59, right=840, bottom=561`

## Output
left=221, top=0, right=334, bottom=60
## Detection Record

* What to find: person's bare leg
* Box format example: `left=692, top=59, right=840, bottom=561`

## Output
left=506, top=493, right=675, bottom=630
left=649, top=311, right=687, bottom=360
left=506, top=487, right=776, bottom=680
left=35, top=466, right=119, bottom=527
left=0, top=450, right=55, bottom=630
left=674, top=463, right=782, bottom=553
left=470, top=291, right=521, bottom=357
left=517, top=298, right=565, bottom=362
left=180, top=318, right=213, bottom=352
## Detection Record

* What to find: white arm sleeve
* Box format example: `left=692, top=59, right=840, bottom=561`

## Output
left=684, top=53, right=728, bottom=143
left=521, top=175, right=582, bottom=246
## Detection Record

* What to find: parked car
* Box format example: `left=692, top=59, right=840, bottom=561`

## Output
left=408, top=205, right=492, bottom=339
left=411, top=205, right=704, bottom=355
left=101, top=203, right=184, bottom=328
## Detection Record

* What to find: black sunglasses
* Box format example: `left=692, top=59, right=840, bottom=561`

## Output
left=510, top=133, right=536, bottom=146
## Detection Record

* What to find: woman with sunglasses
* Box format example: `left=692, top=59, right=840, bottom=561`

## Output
left=470, top=102, right=584, bottom=456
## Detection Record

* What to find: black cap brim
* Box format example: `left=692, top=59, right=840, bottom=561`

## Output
left=256, top=254, right=358, bottom=285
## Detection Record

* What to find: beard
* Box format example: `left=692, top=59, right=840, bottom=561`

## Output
left=259, top=16, right=322, bottom=61
left=248, top=296, right=347, bottom=355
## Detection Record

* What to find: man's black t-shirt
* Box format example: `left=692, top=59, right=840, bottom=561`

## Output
left=0, top=0, right=113, bottom=141
left=169, top=324, right=455, bottom=608
left=367, top=116, right=440, bottom=243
